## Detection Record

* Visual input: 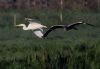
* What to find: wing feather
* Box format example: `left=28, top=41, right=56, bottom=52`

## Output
left=43, top=25, right=64, bottom=38
left=67, top=22, right=94, bottom=28
left=33, top=29, right=43, bottom=38
left=67, top=22, right=83, bottom=28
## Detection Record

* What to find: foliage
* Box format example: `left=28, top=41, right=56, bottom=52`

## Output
left=0, top=10, right=100, bottom=69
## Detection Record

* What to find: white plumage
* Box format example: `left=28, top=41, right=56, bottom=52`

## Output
left=33, top=29, right=43, bottom=38
left=16, top=19, right=47, bottom=38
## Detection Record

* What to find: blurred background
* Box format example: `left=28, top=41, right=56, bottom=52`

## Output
left=0, top=0, right=99, bottom=11
left=0, top=0, right=100, bottom=69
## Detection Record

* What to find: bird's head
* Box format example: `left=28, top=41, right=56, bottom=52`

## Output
left=16, top=24, right=25, bottom=27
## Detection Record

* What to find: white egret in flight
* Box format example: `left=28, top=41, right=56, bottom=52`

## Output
left=16, top=18, right=47, bottom=38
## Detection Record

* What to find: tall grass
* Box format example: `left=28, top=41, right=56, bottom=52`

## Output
left=0, top=10, right=100, bottom=69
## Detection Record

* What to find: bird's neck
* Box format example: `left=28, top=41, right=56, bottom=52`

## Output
left=22, top=25, right=29, bottom=30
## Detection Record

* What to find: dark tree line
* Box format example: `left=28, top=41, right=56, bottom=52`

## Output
left=0, top=0, right=99, bottom=11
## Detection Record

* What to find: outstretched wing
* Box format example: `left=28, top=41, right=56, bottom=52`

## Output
left=43, top=25, right=64, bottom=38
left=67, top=22, right=84, bottom=28
left=67, top=22, right=94, bottom=29
left=33, top=29, right=43, bottom=38
left=85, top=23, right=95, bottom=27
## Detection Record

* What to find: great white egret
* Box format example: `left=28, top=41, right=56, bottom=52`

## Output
left=16, top=18, right=47, bottom=38
left=43, top=22, right=94, bottom=38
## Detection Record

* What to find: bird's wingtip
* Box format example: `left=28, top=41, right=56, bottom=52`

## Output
left=81, top=21, right=95, bottom=27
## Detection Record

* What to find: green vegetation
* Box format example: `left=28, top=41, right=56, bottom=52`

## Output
left=0, top=10, right=100, bottom=69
